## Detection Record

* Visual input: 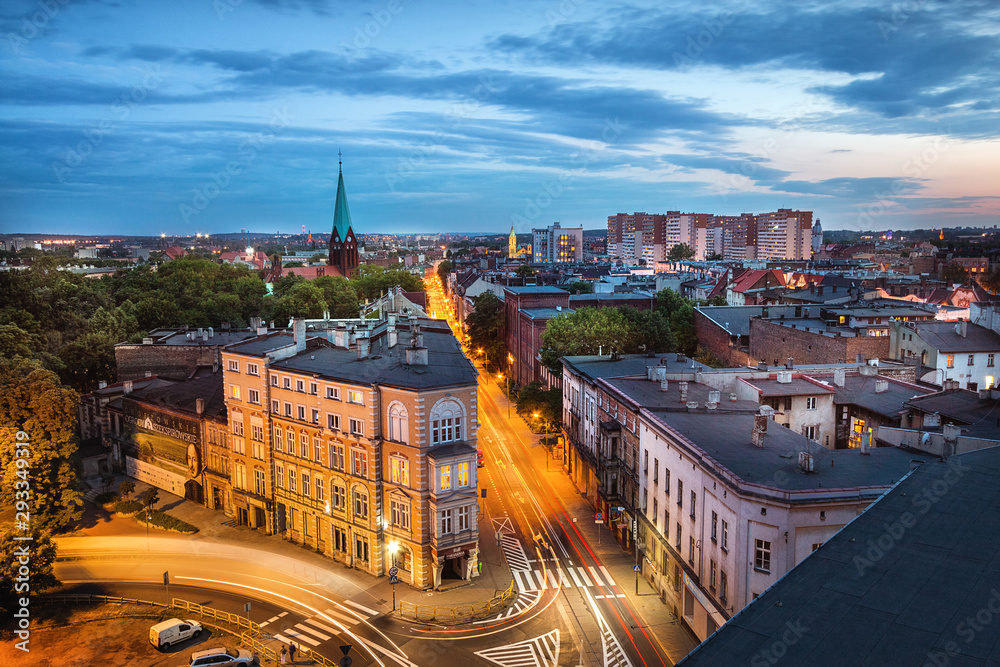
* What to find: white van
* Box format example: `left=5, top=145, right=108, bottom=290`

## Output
left=149, top=618, right=203, bottom=649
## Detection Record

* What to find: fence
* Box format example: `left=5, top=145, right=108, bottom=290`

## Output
left=398, top=579, right=516, bottom=623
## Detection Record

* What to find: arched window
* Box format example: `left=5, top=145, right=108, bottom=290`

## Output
left=430, top=398, right=464, bottom=444
left=388, top=402, right=408, bottom=444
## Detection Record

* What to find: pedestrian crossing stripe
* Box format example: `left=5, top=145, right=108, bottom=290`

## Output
left=512, top=565, right=618, bottom=592
left=476, top=629, right=561, bottom=667
left=499, top=534, right=532, bottom=571
left=295, top=623, right=331, bottom=641
left=260, top=611, right=288, bottom=628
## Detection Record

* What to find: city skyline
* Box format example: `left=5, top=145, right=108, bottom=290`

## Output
left=2, top=0, right=999, bottom=236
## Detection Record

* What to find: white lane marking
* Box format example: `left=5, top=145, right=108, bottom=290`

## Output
left=344, top=599, right=378, bottom=616
left=283, top=628, right=320, bottom=646
left=324, top=608, right=360, bottom=625
left=295, top=622, right=331, bottom=641
left=576, top=567, right=593, bottom=587
left=305, top=617, right=341, bottom=635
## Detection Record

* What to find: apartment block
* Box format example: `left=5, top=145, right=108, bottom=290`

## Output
left=532, top=222, right=583, bottom=263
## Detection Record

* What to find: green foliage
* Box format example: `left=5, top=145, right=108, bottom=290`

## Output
left=436, top=260, right=453, bottom=285
left=283, top=261, right=305, bottom=268
left=313, top=276, right=360, bottom=318
left=566, top=281, right=593, bottom=294
left=118, top=480, right=135, bottom=501
left=136, top=487, right=159, bottom=510
left=0, top=531, right=60, bottom=617
left=515, top=265, right=536, bottom=278
left=94, top=491, right=117, bottom=505
left=705, top=294, right=728, bottom=306
left=352, top=264, right=424, bottom=301
left=705, top=251, right=723, bottom=261
left=284, top=282, right=327, bottom=319
left=693, top=345, right=727, bottom=368
left=0, top=324, right=42, bottom=359
left=656, top=288, right=700, bottom=356
left=515, top=382, right=562, bottom=431
left=941, top=262, right=969, bottom=285
left=113, top=499, right=143, bottom=515
left=139, top=510, right=198, bottom=534
left=982, top=268, right=1000, bottom=294
left=667, top=243, right=696, bottom=261
left=0, top=359, right=82, bottom=533
left=539, top=306, right=675, bottom=373
left=466, top=292, right=505, bottom=372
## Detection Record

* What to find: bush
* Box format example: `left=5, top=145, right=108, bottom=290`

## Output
left=113, top=499, right=142, bottom=515
left=94, top=492, right=117, bottom=505
left=139, top=510, right=199, bottom=534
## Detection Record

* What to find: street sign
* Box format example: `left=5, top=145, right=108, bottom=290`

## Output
left=244, top=602, right=251, bottom=613
left=595, top=512, right=604, bottom=521
left=389, top=566, right=399, bottom=577
left=162, top=571, right=169, bottom=585
left=339, top=657, right=352, bottom=667
left=340, top=645, right=352, bottom=656
left=389, top=575, right=399, bottom=584
left=633, top=565, right=641, bottom=573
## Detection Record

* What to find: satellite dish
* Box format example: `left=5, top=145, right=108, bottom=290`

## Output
left=921, top=432, right=931, bottom=446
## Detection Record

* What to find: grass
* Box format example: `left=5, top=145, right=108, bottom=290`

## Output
left=112, top=499, right=143, bottom=515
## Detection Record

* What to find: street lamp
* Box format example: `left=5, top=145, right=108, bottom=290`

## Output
left=388, top=541, right=400, bottom=612
left=498, top=373, right=510, bottom=418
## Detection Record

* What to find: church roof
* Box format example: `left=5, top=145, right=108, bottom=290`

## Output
left=332, top=164, right=353, bottom=240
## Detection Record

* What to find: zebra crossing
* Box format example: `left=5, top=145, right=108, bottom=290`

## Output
left=499, top=533, right=532, bottom=571
left=475, top=629, right=561, bottom=667
left=265, top=602, right=378, bottom=648
left=511, top=563, right=619, bottom=593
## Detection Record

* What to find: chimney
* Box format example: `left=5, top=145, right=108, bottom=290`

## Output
left=955, top=320, right=968, bottom=338
left=406, top=345, right=429, bottom=366
left=293, top=318, right=306, bottom=352
left=198, top=327, right=204, bottom=338
left=777, top=370, right=792, bottom=383
left=123, top=380, right=133, bottom=394
left=196, top=398, right=204, bottom=415
left=786, top=357, right=794, bottom=369
left=678, top=381, right=688, bottom=402
left=202, top=330, right=208, bottom=342
left=875, top=379, right=888, bottom=393
left=860, top=431, right=871, bottom=455
left=660, top=379, right=669, bottom=393
left=144, top=370, right=152, bottom=377
left=709, top=390, right=721, bottom=404
left=209, top=327, right=214, bottom=338
left=686, top=401, right=700, bottom=411
left=798, top=451, right=815, bottom=471
left=98, top=380, right=107, bottom=389
left=143, top=337, right=153, bottom=345
left=388, top=324, right=398, bottom=348
left=833, top=368, right=846, bottom=387
left=943, top=423, right=961, bottom=443
left=730, top=392, right=738, bottom=402
left=358, top=337, right=370, bottom=360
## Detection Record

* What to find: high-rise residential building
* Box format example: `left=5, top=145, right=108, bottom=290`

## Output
left=532, top=221, right=583, bottom=263
left=718, top=213, right=758, bottom=262
left=640, top=213, right=670, bottom=264
left=755, top=209, right=813, bottom=261
left=607, top=213, right=643, bottom=263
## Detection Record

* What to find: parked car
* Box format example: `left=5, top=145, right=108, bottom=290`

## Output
left=188, top=645, right=255, bottom=666
left=148, top=618, right=202, bottom=650
left=477, top=449, right=485, bottom=467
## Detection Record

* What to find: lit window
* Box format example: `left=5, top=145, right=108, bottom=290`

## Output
left=348, top=390, right=363, bottom=405
left=230, top=384, right=240, bottom=400
left=390, top=456, right=410, bottom=486
left=440, top=465, right=453, bottom=491
left=947, top=354, right=955, bottom=369
left=352, top=450, right=368, bottom=477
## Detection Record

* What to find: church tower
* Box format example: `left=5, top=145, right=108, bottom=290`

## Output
left=509, top=225, right=517, bottom=257
left=328, top=152, right=359, bottom=277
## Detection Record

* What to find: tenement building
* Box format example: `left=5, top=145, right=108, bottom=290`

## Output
left=221, top=316, right=480, bottom=589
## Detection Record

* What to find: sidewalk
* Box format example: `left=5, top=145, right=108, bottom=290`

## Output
left=477, top=366, right=700, bottom=663
left=71, top=474, right=513, bottom=622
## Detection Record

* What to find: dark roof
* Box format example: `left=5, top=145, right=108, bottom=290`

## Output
left=563, top=353, right=710, bottom=382
left=912, top=321, right=1000, bottom=353
left=695, top=305, right=801, bottom=336
left=426, top=442, right=476, bottom=460
left=833, top=374, right=933, bottom=419
left=126, top=372, right=227, bottom=419
left=604, top=377, right=760, bottom=413
left=678, top=447, right=1000, bottom=667
left=521, top=307, right=573, bottom=320
left=906, top=390, right=1000, bottom=428
left=502, top=285, right=569, bottom=295
left=648, top=410, right=926, bottom=493
left=741, top=377, right=835, bottom=397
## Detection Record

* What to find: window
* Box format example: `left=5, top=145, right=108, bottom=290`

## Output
left=690, top=491, right=696, bottom=518
left=302, top=472, right=310, bottom=497
left=677, top=480, right=683, bottom=507
left=313, top=437, right=322, bottom=462
left=283, top=377, right=291, bottom=390
left=271, top=399, right=279, bottom=413
left=391, top=500, right=410, bottom=529
left=968, top=354, right=975, bottom=367
left=710, top=559, right=717, bottom=589
left=251, top=424, right=264, bottom=442
left=284, top=402, right=292, bottom=417
left=332, top=483, right=345, bottom=510
left=299, top=433, right=308, bottom=458
left=228, top=360, right=239, bottom=372
left=440, top=465, right=453, bottom=491
left=642, top=487, right=648, bottom=512
left=271, top=375, right=279, bottom=386
left=296, top=379, right=304, bottom=392
left=643, top=450, right=648, bottom=473
left=327, top=386, right=340, bottom=400
left=310, top=382, right=318, bottom=395
left=288, top=467, right=296, bottom=492
left=355, top=536, right=369, bottom=561
left=297, top=405, right=306, bottom=421
left=441, top=509, right=453, bottom=534
left=251, top=440, right=264, bottom=460
left=286, top=430, right=294, bottom=451
left=234, top=463, right=246, bottom=490
left=334, top=527, right=348, bottom=552
left=720, top=570, right=728, bottom=601
left=328, top=413, right=341, bottom=430
left=711, top=511, right=718, bottom=542
left=754, top=539, right=771, bottom=573
left=722, top=520, right=729, bottom=551
left=652, top=498, right=658, bottom=526
left=458, top=505, right=471, bottom=532
left=353, top=488, right=369, bottom=519
left=665, top=468, right=670, bottom=494
left=311, top=409, right=319, bottom=424
left=689, top=536, right=695, bottom=563
left=457, top=462, right=470, bottom=487
left=675, top=522, right=682, bottom=549
left=653, top=458, right=659, bottom=484
left=388, top=403, right=409, bottom=443
left=349, top=418, right=364, bottom=436
left=276, top=464, right=284, bottom=488
left=431, top=399, right=464, bottom=444
left=812, top=543, right=823, bottom=552
left=348, top=390, right=363, bottom=405
left=230, top=384, right=241, bottom=400
left=315, top=476, right=324, bottom=500
left=805, top=425, right=818, bottom=441
left=390, top=456, right=410, bottom=486
left=254, top=469, right=265, bottom=495
left=233, top=420, right=244, bottom=437
left=664, top=508, right=670, bottom=539
left=352, top=450, right=368, bottom=477
left=947, top=354, right=955, bottom=369
left=247, top=363, right=259, bottom=376
left=806, top=396, right=816, bottom=410
left=989, top=354, right=995, bottom=368
left=329, top=445, right=345, bottom=471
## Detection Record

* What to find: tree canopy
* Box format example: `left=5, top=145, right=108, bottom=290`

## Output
left=539, top=306, right=676, bottom=373
left=515, top=381, right=562, bottom=431
left=436, top=260, right=453, bottom=286
left=667, top=243, right=696, bottom=261
left=466, top=292, right=505, bottom=372
left=566, top=280, right=593, bottom=294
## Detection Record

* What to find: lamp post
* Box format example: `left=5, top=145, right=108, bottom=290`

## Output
left=388, top=541, right=400, bottom=612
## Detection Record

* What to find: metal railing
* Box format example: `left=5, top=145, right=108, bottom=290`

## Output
left=398, top=579, right=517, bottom=623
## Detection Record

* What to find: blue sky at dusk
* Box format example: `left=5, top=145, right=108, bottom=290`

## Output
left=1, top=0, right=998, bottom=236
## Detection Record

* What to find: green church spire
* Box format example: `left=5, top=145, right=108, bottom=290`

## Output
left=332, top=150, right=353, bottom=240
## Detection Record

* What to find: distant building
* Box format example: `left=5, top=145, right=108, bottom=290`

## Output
left=532, top=222, right=583, bottom=263
left=811, top=218, right=823, bottom=255
left=891, top=319, right=1000, bottom=389
left=327, top=158, right=360, bottom=277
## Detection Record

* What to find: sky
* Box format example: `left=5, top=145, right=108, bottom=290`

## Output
left=1, top=0, right=998, bottom=237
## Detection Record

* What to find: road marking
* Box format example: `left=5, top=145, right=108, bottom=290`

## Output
left=567, top=567, right=583, bottom=587
left=295, top=622, right=331, bottom=641
left=599, top=566, right=616, bottom=588
left=475, top=629, right=561, bottom=667
left=344, top=599, right=378, bottom=616
left=305, top=617, right=341, bottom=635
left=282, top=628, right=320, bottom=646
left=324, top=608, right=360, bottom=625
left=576, top=567, right=593, bottom=587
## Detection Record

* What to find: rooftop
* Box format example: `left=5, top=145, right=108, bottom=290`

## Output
left=563, top=353, right=710, bottom=382
left=123, top=373, right=227, bottom=420
left=677, top=447, right=1000, bottom=667
left=741, top=376, right=835, bottom=397
left=909, top=321, right=1000, bottom=353
left=116, top=328, right=262, bottom=348
left=521, top=307, right=574, bottom=320
left=502, top=285, right=570, bottom=295
left=833, top=374, right=933, bottom=419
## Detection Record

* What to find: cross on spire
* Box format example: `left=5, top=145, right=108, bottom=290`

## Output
left=338, top=148, right=342, bottom=173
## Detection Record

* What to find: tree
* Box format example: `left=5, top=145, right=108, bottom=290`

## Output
left=705, top=294, right=728, bottom=306
left=566, top=281, right=593, bottom=295
left=515, top=382, right=562, bottom=431
left=515, top=265, right=536, bottom=278
left=667, top=243, right=696, bottom=261
left=313, top=276, right=360, bottom=318
left=705, top=251, right=723, bottom=261
left=466, top=292, right=505, bottom=372
left=982, top=268, right=1000, bottom=295
left=0, top=359, right=82, bottom=533
left=136, top=487, right=159, bottom=512
left=118, top=479, right=135, bottom=501
left=352, top=265, right=424, bottom=302
left=0, top=531, right=59, bottom=618
left=436, top=260, right=453, bottom=285
left=941, top=262, right=969, bottom=285
left=656, top=288, right=699, bottom=355
left=539, top=306, right=675, bottom=373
